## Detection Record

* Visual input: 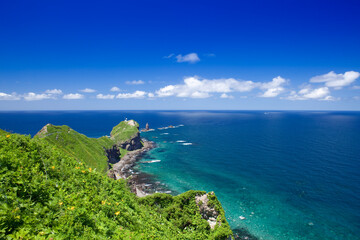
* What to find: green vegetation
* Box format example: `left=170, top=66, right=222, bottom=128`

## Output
left=110, top=120, right=139, bottom=143
left=35, top=124, right=122, bottom=173
left=0, top=133, right=233, bottom=239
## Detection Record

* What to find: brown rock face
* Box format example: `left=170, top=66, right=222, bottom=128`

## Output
left=195, top=192, right=220, bottom=229
left=120, top=133, right=143, bottom=151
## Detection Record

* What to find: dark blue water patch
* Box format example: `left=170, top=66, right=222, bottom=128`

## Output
left=1, top=110, right=360, bottom=239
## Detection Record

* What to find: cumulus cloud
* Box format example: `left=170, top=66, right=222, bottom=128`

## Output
left=63, top=93, right=84, bottom=100
left=220, top=93, right=234, bottom=99
left=286, top=86, right=332, bottom=101
left=310, top=71, right=360, bottom=89
left=126, top=80, right=145, bottom=85
left=24, top=92, right=54, bottom=101
left=116, top=91, right=147, bottom=99
left=260, top=76, right=287, bottom=97
left=148, top=93, right=155, bottom=98
left=156, top=76, right=261, bottom=98
left=80, top=88, right=96, bottom=93
left=176, top=53, right=200, bottom=63
left=0, top=92, right=20, bottom=100
left=45, top=89, right=63, bottom=94
left=110, top=86, right=121, bottom=92
left=96, top=94, right=115, bottom=100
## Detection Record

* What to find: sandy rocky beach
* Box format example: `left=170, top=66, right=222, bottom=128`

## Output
left=108, top=139, right=169, bottom=197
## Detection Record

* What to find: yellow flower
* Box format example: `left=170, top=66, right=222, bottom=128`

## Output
left=15, top=215, right=20, bottom=219
left=59, top=202, right=63, bottom=206
left=80, top=163, right=83, bottom=165
left=81, top=170, right=86, bottom=173
left=107, top=202, right=111, bottom=205
left=70, top=206, right=75, bottom=210
left=6, top=135, right=10, bottom=138
left=51, top=166, right=55, bottom=169
left=75, top=166, right=80, bottom=169
left=115, top=211, right=120, bottom=216
left=101, top=200, right=106, bottom=205
left=88, top=168, right=92, bottom=172
left=116, top=202, right=119, bottom=206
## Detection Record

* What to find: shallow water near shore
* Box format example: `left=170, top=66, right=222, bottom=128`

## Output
left=1, top=110, right=360, bottom=239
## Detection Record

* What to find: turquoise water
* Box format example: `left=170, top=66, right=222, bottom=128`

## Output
left=138, top=112, right=360, bottom=239
left=1, top=111, right=359, bottom=239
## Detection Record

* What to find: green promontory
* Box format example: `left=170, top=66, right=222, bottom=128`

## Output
left=34, top=120, right=142, bottom=173
left=0, top=132, right=233, bottom=239
left=110, top=120, right=139, bottom=143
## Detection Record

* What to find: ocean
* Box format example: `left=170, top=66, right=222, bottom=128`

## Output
left=1, top=111, right=359, bottom=239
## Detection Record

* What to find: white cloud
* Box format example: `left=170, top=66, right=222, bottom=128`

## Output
left=260, top=76, right=287, bottom=97
left=116, top=91, right=147, bottom=99
left=80, top=88, right=96, bottom=93
left=63, top=93, right=84, bottom=100
left=110, top=86, right=121, bottom=92
left=352, top=85, right=360, bottom=90
left=96, top=94, right=115, bottom=100
left=126, top=80, right=145, bottom=85
left=310, top=71, right=360, bottom=89
left=163, top=53, right=174, bottom=59
left=286, top=86, right=332, bottom=100
left=176, top=53, right=200, bottom=63
left=147, top=93, right=155, bottom=98
left=156, top=76, right=258, bottom=98
left=45, top=89, right=63, bottom=94
left=220, top=93, right=234, bottom=99
left=0, top=92, right=20, bottom=100
left=24, top=92, right=54, bottom=101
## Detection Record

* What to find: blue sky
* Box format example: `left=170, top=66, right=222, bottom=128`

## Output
left=1, top=0, right=360, bottom=110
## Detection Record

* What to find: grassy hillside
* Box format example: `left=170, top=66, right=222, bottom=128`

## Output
left=110, top=120, right=139, bottom=143
left=0, top=133, right=233, bottom=239
left=35, top=124, right=123, bottom=173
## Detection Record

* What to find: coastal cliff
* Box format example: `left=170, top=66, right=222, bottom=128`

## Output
left=0, top=123, right=234, bottom=239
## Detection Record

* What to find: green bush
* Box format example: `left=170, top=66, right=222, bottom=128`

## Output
left=0, top=133, right=233, bottom=239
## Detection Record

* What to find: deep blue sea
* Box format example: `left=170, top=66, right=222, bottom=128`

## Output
left=1, top=111, right=359, bottom=239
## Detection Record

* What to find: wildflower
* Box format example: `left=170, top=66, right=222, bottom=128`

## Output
left=75, top=166, right=80, bottom=169
left=80, top=163, right=83, bottom=165
left=70, top=206, right=75, bottom=210
left=51, top=166, right=55, bottom=169
left=101, top=200, right=106, bottom=205
left=107, top=202, right=111, bottom=205
left=81, top=170, right=85, bottom=173
left=115, top=211, right=120, bottom=215
left=15, top=215, right=20, bottom=219
left=59, top=202, right=63, bottom=206
left=88, top=168, right=92, bottom=172
left=6, top=135, right=10, bottom=138
left=116, top=202, right=119, bottom=206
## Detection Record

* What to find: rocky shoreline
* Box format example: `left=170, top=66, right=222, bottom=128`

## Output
left=108, top=138, right=161, bottom=197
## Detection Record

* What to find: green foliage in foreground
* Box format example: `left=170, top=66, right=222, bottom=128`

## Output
left=110, top=120, right=139, bottom=143
left=35, top=124, right=122, bottom=173
left=0, top=133, right=233, bottom=239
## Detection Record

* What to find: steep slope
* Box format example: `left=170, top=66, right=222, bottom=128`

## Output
left=34, top=120, right=141, bottom=173
left=35, top=124, right=115, bottom=173
left=0, top=132, right=233, bottom=239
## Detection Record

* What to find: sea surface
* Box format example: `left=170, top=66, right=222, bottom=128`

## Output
left=1, top=111, right=359, bottom=239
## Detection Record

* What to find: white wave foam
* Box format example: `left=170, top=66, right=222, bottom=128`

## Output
left=176, top=140, right=186, bottom=143
left=182, top=143, right=192, bottom=145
